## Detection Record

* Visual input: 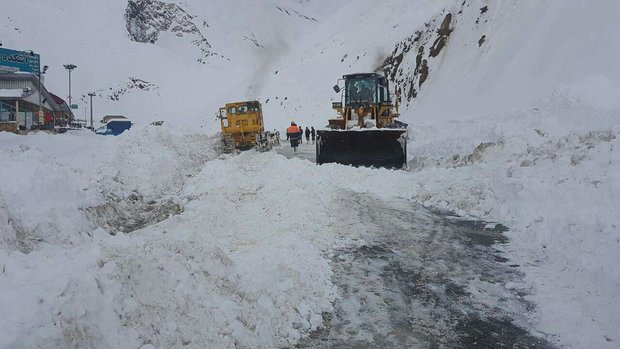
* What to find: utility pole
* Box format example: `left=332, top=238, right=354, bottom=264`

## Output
left=88, top=92, right=95, bottom=129
left=63, top=64, right=77, bottom=108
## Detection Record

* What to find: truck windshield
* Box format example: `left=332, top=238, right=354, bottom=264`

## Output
left=247, top=101, right=260, bottom=112
left=346, top=78, right=377, bottom=104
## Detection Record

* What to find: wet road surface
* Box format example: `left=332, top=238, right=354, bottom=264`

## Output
left=298, top=193, right=553, bottom=348
left=276, top=143, right=553, bottom=348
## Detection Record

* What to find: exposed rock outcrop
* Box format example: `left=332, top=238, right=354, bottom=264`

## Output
left=379, top=11, right=454, bottom=105
left=125, top=0, right=214, bottom=62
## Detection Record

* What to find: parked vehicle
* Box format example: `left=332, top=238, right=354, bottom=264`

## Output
left=95, top=119, right=132, bottom=135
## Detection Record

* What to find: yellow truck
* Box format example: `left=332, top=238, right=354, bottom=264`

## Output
left=217, top=100, right=271, bottom=152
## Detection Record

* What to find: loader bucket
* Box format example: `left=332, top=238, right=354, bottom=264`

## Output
left=316, top=129, right=407, bottom=169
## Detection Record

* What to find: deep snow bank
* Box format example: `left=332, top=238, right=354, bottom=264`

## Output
left=406, top=76, right=620, bottom=348
left=0, top=126, right=218, bottom=252
left=0, top=129, right=420, bottom=348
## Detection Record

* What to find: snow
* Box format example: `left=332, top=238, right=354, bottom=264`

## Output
left=1, top=0, right=620, bottom=348
left=0, top=126, right=417, bottom=348
left=0, top=129, right=334, bottom=348
left=406, top=79, right=620, bottom=347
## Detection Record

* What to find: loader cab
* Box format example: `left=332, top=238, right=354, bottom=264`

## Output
left=341, top=73, right=390, bottom=108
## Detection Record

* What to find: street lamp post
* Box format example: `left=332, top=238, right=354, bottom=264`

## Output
left=88, top=92, right=95, bottom=129
left=63, top=64, right=77, bottom=110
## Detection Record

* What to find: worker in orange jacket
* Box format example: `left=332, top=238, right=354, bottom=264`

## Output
left=286, top=122, right=302, bottom=152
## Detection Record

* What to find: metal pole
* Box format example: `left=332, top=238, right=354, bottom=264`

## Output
left=68, top=70, right=72, bottom=107
left=88, top=93, right=94, bottom=128
left=63, top=64, right=77, bottom=119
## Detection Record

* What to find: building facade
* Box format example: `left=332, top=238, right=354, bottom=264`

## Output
left=0, top=73, right=74, bottom=130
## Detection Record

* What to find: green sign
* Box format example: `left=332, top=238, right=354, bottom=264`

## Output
left=0, top=47, right=40, bottom=74
left=71, top=104, right=78, bottom=109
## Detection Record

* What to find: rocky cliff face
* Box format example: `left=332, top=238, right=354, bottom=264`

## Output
left=125, top=0, right=214, bottom=63
left=379, top=11, right=456, bottom=107
left=377, top=0, right=508, bottom=111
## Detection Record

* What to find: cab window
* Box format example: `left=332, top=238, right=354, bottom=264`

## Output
left=247, top=101, right=260, bottom=112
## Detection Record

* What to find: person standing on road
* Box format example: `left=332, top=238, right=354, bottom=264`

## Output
left=298, top=125, right=302, bottom=144
left=305, top=127, right=310, bottom=143
left=286, top=122, right=302, bottom=152
left=310, top=127, right=316, bottom=144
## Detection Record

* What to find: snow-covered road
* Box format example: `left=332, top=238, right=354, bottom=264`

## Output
left=274, top=140, right=317, bottom=163
left=274, top=140, right=550, bottom=347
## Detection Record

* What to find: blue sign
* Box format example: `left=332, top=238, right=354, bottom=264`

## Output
left=0, top=47, right=41, bottom=74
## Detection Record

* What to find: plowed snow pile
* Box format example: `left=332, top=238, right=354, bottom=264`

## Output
left=0, top=127, right=418, bottom=348
left=407, top=76, right=620, bottom=348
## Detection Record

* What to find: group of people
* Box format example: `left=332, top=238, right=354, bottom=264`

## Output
left=286, top=122, right=316, bottom=152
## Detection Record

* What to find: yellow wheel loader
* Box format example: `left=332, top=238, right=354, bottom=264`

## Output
left=218, top=100, right=272, bottom=152
left=316, top=73, right=408, bottom=169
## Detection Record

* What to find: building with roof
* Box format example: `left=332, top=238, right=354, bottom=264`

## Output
left=0, top=73, right=74, bottom=130
left=0, top=46, right=75, bottom=132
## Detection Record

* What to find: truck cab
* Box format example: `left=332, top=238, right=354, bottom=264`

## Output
left=218, top=100, right=265, bottom=150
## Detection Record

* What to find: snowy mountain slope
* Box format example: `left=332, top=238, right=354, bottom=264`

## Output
left=125, top=0, right=216, bottom=62
left=257, top=0, right=454, bottom=126
left=4, top=0, right=620, bottom=128
left=407, top=0, right=620, bottom=121
left=258, top=0, right=620, bottom=126
left=2, top=0, right=323, bottom=128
